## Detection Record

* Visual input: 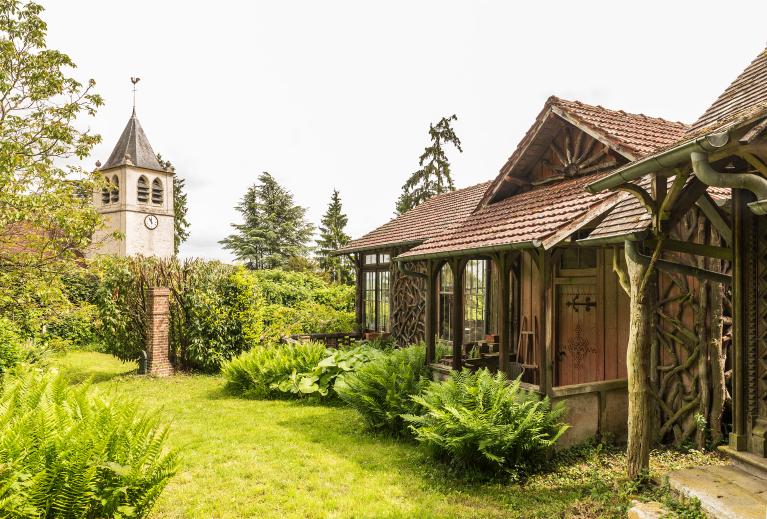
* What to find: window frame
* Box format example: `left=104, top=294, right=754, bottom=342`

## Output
left=361, top=251, right=391, bottom=332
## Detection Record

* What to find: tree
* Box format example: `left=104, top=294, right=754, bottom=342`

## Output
left=396, top=114, right=462, bottom=214
left=316, top=189, right=353, bottom=284
left=0, top=0, right=103, bottom=335
left=156, top=154, right=190, bottom=255
left=220, top=172, right=314, bottom=270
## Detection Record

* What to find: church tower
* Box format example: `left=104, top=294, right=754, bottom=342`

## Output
left=88, top=108, right=175, bottom=258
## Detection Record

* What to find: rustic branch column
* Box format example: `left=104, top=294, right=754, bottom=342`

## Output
left=451, top=258, right=464, bottom=371
left=353, top=253, right=364, bottom=330
left=495, top=253, right=511, bottom=375
left=146, top=287, right=173, bottom=376
left=624, top=241, right=657, bottom=479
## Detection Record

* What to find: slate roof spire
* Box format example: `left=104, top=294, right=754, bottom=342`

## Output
left=101, top=109, right=164, bottom=172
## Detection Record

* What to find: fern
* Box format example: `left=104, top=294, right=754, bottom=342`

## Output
left=335, top=344, right=434, bottom=435
left=0, top=368, right=177, bottom=518
left=404, top=369, right=569, bottom=478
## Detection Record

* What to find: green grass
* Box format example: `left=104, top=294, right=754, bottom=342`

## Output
left=52, top=351, right=724, bottom=519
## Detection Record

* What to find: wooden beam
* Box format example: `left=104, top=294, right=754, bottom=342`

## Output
left=616, top=183, right=655, bottom=215
left=424, top=260, right=437, bottom=365
left=451, top=258, right=465, bottom=371
left=645, top=238, right=732, bottom=261
left=666, top=178, right=708, bottom=230
left=495, top=253, right=511, bottom=375
left=658, top=169, right=690, bottom=222
left=738, top=151, right=767, bottom=177
left=696, top=194, right=732, bottom=245
left=739, top=117, right=767, bottom=145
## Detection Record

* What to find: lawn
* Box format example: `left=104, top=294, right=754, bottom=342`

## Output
left=52, top=351, right=723, bottom=519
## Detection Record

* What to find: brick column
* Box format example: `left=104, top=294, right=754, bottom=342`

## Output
left=146, top=287, right=173, bottom=376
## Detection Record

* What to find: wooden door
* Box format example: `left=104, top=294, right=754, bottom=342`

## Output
left=556, top=284, right=600, bottom=386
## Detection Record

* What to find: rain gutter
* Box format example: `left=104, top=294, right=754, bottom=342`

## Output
left=394, top=241, right=536, bottom=263
left=585, top=131, right=731, bottom=194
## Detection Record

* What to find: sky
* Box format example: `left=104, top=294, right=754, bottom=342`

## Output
left=41, top=0, right=767, bottom=261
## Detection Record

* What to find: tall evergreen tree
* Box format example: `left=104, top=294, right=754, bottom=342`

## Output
left=396, top=114, right=463, bottom=214
left=316, top=189, right=353, bottom=284
left=156, top=154, right=190, bottom=255
left=220, top=172, right=315, bottom=270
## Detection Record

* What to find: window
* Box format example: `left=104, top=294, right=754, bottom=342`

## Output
left=110, top=175, right=119, bottom=203
left=137, top=176, right=149, bottom=203
left=364, top=254, right=377, bottom=265
left=363, top=270, right=390, bottom=332
left=559, top=247, right=597, bottom=270
left=379, top=253, right=390, bottom=264
left=101, top=176, right=110, bottom=205
left=463, top=259, right=488, bottom=343
left=438, top=264, right=454, bottom=341
left=364, top=253, right=390, bottom=266
left=151, top=178, right=163, bottom=204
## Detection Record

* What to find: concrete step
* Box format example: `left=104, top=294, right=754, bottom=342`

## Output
left=667, top=464, right=767, bottom=519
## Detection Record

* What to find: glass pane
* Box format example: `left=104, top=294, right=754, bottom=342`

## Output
left=378, top=271, right=390, bottom=332
left=438, top=264, right=453, bottom=341
left=364, top=271, right=376, bottom=330
left=379, top=253, right=390, bottom=264
left=364, top=254, right=377, bottom=265
left=464, top=259, right=487, bottom=343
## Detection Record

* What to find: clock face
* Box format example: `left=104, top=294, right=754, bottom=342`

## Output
left=144, top=214, right=158, bottom=230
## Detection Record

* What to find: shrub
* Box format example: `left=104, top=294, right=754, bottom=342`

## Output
left=404, top=369, right=569, bottom=478
left=0, top=369, right=177, bottom=518
left=90, top=257, right=355, bottom=372
left=335, top=344, right=431, bottom=435
left=221, top=342, right=327, bottom=398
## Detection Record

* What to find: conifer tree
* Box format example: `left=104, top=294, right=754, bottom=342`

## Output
left=156, top=154, right=190, bottom=255
left=396, top=114, right=462, bottom=214
left=316, top=189, right=353, bottom=284
left=220, top=172, right=315, bottom=270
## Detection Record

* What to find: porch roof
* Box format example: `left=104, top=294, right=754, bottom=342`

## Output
left=396, top=172, right=623, bottom=260
left=336, top=181, right=491, bottom=254
left=580, top=180, right=731, bottom=245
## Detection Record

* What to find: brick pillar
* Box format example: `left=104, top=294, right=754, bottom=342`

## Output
left=146, top=287, right=173, bottom=376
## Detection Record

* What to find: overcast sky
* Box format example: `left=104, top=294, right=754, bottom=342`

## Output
left=41, top=1, right=767, bottom=261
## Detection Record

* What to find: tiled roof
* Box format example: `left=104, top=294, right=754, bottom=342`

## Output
left=485, top=97, right=689, bottom=205
left=551, top=97, right=689, bottom=159
left=398, top=172, right=619, bottom=259
left=584, top=182, right=731, bottom=243
left=691, top=48, right=767, bottom=132
left=337, top=181, right=491, bottom=254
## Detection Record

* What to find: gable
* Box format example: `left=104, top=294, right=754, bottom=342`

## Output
left=486, top=112, right=630, bottom=204
left=482, top=97, right=689, bottom=207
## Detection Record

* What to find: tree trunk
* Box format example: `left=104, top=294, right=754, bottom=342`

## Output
left=709, top=280, right=726, bottom=445
left=625, top=244, right=657, bottom=480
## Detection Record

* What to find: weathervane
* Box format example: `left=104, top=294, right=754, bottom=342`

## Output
left=130, top=77, right=141, bottom=113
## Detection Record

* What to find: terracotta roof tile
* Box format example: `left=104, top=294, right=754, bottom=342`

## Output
left=552, top=98, right=689, bottom=158
left=337, top=182, right=491, bottom=254
left=691, top=48, right=767, bottom=132
left=399, top=172, right=618, bottom=259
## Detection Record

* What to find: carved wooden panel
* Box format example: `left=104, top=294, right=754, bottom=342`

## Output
left=755, top=216, right=767, bottom=419
left=390, top=260, right=426, bottom=346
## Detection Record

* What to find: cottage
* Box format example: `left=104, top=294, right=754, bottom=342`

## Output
left=338, top=97, right=729, bottom=444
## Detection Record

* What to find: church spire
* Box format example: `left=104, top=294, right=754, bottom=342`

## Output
left=101, top=78, right=163, bottom=172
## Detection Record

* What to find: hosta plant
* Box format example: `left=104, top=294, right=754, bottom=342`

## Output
left=404, top=369, right=568, bottom=478
left=335, top=344, right=432, bottom=435
left=277, top=344, right=382, bottom=397
left=0, top=369, right=177, bottom=518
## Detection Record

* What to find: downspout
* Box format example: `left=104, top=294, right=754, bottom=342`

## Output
left=625, top=240, right=731, bottom=285
left=690, top=151, right=767, bottom=215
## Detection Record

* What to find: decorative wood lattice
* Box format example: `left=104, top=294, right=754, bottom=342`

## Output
left=756, top=216, right=767, bottom=418
left=390, top=260, right=426, bottom=346
left=545, top=127, right=618, bottom=178
left=655, top=207, right=731, bottom=446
